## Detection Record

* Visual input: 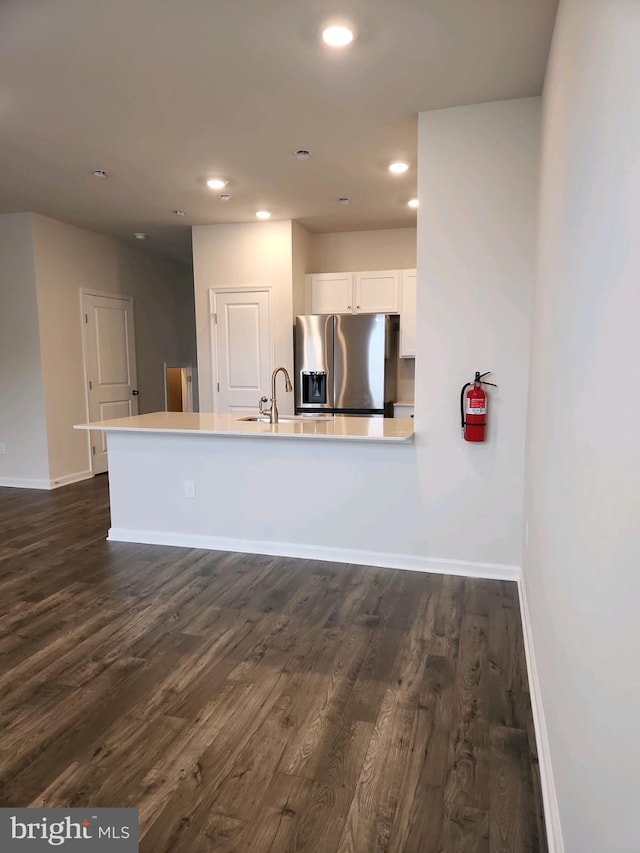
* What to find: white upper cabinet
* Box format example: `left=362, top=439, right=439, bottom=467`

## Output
left=399, top=269, right=417, bottom=358
left=354, top=270, right=400, bottom=313
left=307, top=272, right=353, bottom=314
left=307, top=269, right=401, bottom=315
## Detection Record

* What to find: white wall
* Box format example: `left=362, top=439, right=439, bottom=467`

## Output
left=0, top=214, right=50, bottom=486
left=18, top=213, right=195, bottom=484
left=416, top=98, right=540, bottom=566
left=292, top=221, right=312, bottom=318
left=168, top=262, right=198, bottom=367
left=106, top=432, right=427, bottom=559
left=309, top=228, right=416, bottom=273
left=524, top=2, right=640, bottom=850
left=192, top=220, right=294, bottom=413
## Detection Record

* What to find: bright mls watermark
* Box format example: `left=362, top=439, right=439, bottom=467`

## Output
left=0, top=809, right=138, bottom=851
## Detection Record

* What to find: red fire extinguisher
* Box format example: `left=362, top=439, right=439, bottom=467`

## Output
left=460, top=371, right=497, bottom=442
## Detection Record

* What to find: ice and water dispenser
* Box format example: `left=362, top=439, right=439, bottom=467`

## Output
left=301, top=371, right=327, bottom=405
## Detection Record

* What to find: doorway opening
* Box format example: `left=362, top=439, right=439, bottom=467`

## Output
left=164, top=364, right=194, bottom=412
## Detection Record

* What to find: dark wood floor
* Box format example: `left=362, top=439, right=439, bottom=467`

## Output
left=0, top=476, right=546, bottom=852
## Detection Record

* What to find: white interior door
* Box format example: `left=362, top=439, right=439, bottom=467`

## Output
left=211, top=289, right=272, bottom=414
left=82, top=292, right=138, bottom=474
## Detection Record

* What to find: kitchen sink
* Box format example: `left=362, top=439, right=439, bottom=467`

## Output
left=237, top=415, right=333, bottom=424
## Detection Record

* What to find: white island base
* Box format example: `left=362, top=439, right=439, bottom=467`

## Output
left=74, top=412, right=442, bottom=573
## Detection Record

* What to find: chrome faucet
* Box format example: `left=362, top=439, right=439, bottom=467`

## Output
left=258, top=366, right=292, bottom=424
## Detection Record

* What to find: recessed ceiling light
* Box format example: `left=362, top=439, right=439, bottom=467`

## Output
left=389, top=161, right=409, bottom=174
left=219, top=193, right=232, bottom=201
left=174, top=210, right=186, bottom=216
left=322, top=25, right=354, bottom=47
left=295, top=149, right=311, bottom=160
left=133, top=232, right=147, bottom=240
left=408, top=198, right=419, bottom=209
left=338, top=197, right=350, bottom=204
left=207, top=178, right=227, bottom=190
left=92, top=169, right=108, bottom=179
left=256, top=210, right=271, bottom=220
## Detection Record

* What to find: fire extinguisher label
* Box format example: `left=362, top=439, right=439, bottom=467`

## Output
left=467, top=404, right=486, bottom=415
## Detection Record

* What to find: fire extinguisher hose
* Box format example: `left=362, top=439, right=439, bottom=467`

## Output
left=460, top=382, right=472, bottom=430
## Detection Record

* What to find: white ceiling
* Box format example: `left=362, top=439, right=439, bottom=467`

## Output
left=0, top=0, right=558, bottom=263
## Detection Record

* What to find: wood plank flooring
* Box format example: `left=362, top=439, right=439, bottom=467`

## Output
left=0, top=476, right=547, bottom=852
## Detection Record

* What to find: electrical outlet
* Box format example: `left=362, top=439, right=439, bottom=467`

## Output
left=0, top=442, right=5, bottom=455
left=184, top=479, right=195, bottom=499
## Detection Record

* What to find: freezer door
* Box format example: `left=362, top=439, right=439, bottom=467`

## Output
left=294, top=315, right=334, bottom=411
left=334, top=313, right=386, bottom=411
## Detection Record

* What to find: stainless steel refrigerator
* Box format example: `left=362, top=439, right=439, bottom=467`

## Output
left=294, top=313, right=398, bottom=416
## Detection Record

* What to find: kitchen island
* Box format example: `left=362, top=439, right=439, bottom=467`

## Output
left=74, top=412, right=424, bottom=569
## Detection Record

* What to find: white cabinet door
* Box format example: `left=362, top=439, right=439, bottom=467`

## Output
left=399, top=269, right=417, bottom=358
left=354, top=270, right=400, bottom=313
left=306, top=269, right=405, bottom=316
left=211, top=289, right=272, bottom=414
left=308, top=273, right=353, bottom=314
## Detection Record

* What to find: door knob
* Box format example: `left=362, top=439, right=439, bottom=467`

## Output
left=132, top=389, right=139, bottom=396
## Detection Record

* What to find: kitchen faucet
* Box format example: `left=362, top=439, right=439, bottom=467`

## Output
left=259, top=366, right=293, bottom=424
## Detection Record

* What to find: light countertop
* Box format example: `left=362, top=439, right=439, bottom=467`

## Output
left=74, top=412, right=414, bottom=443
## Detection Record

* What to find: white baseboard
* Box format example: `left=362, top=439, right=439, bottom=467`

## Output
left=0, top=470, right=93, bottom=490
left=49, top=469, right=93, bottom=489
left=517, top=578, right=564, bottom=853
left=0, top=476, right=53, bottom=490
left=107, top=527, right=521, bottom=581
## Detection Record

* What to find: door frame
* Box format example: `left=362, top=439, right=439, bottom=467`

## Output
left=208, top=287, right=274, bottom=414
left=80, top=288, right=136, bottom=474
